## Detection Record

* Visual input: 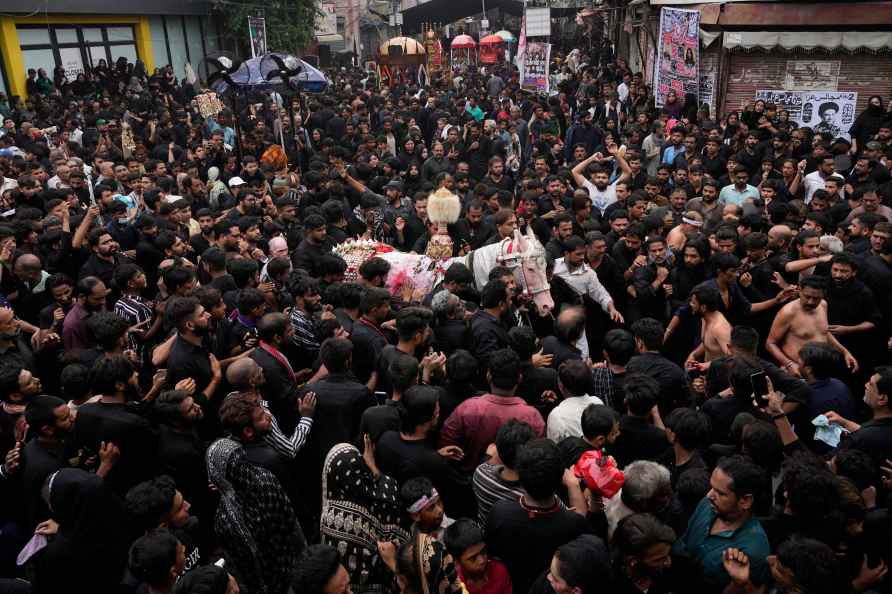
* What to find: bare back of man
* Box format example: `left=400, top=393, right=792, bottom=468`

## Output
left=701, top=311, right=733, bottom=361
left=666, top=225, right=686, bottom=251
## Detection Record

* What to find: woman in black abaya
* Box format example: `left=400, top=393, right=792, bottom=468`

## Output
left=32, top=468, right=131, bottom=594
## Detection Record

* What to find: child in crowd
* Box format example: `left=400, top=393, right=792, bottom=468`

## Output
left=444, top=519, right=513, bottom=594
left=401, top=476, right=453, bottom=541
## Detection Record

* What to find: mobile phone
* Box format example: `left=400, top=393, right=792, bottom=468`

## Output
left=750, top=371, right=769, bottom=406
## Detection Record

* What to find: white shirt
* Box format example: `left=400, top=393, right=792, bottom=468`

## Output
left=581, top=178, right=618, bottom=215
left=546, top=394, right=604, bottom=441
left=803, top=170, right=828, bottom=204
left=553, top=258, right=614, bottom=312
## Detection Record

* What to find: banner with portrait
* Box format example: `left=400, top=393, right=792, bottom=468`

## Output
left=654, top=7, right=699, bottom=107
left=755, top=89, right=857, bottom=140
left=248, top=17, right=267, bottom=58
left=521, top=42, right=551, bottom=94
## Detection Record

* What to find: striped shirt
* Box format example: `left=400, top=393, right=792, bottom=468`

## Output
left=289, top=307, right=319, bottom=352
left=265, top=411, right=314, bottom=459
left=472, top=462, right=526, bottom=525
left=114, top=294, right=153, bottom=356
left=592, top=367, right=624, bottom=412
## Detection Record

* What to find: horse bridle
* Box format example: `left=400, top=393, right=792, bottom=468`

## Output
left=496, top=239, right=550, bottom=297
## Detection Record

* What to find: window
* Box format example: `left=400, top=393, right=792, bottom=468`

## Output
left=110, top=45, right=138, bottom=65
left=82, top=28, right=104, bottom=43
left=55, top=29, right=78, bottom=44
left=18, top=29, right=51, bottom=46
left=16, top=24, right=139, bottom=81
left=22, top=49, right=55, bottom=76
left=106, top=27, right=134, bottom=42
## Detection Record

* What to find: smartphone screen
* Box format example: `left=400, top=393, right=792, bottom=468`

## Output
left=750, top=371, right=769, bottom=405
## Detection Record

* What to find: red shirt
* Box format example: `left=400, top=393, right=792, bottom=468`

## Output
left=439, top=394, right=545, bottom=473
left=457, top=559, right=513, bottom=594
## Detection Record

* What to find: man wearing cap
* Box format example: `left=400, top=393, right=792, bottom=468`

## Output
left=223, top=177, right=247, bottom=214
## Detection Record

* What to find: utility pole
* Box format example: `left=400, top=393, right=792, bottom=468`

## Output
left=347, top=0, right=358, bottom=66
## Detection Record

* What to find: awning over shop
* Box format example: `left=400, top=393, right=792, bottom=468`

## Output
left=723, top=31, right=892, bottom=51
left=317, top=33, right=344, bottom=43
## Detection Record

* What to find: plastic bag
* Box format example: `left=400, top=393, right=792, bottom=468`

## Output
left=573, top=449, right=624, bottom=499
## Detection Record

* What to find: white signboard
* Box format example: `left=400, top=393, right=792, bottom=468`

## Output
left=524, top=7, right=550, bottom=38
left=755, top=89, right=857, bottom=140
left=59, top=47, right=84, bottom=82
left=316, top=3, right=337, bottom=36
left=784, top=60, right=840, bottom=92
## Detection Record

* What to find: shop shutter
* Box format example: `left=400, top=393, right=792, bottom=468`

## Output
left=723, top=50, right=892, bottom=117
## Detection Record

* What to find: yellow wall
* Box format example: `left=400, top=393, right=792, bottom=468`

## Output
left=0, top=14, right=154, bottom=99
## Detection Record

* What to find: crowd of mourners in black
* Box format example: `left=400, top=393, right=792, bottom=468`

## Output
left=0, top=50, right=891, bottom=594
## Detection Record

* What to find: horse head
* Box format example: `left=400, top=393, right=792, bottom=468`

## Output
left=512, top=227, right=554, bottom=317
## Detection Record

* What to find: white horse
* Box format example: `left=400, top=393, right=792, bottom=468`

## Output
left=335, top=226, right=555, bottom=317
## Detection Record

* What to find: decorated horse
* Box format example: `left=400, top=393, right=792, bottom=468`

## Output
left=332, top=224, right=555, bottom=317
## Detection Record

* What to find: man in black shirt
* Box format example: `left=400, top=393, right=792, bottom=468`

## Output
left=470, top=280, right=511, bottom=373
left=125, top=475, right=203, bottom=577
left=395, top=193, right=428, bottom=253
left=453, top=200, right=495, bottom=251
left=68, top=354, right=156, bottom=495
left=165, top=297, right=223, bottom=410
left=21, top=395, right=74, bottom=528
left=300, top=338, right=375, bottom=517
left=292, top=214, right=334, bottom=277
left=486, top=438, right=593, bottom=594
left=611, top=373, right=671, bottom=469
left=251, top=312, right=302, bottom=434
left=825, top=253, right=882, bottom=371
left=541, top=307, right=585, bottom=371
left=79, top=227, right=120, bottom=295
left=350, top=287, right=392, bottom=385
left=626, top=318, right=688, bottom=414
left=837, top=367, right=892, bottom=467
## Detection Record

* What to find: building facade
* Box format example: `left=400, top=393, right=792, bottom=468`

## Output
left=0, top=0, right=220, bottom=99
left=621, top=0, right=892, bottom=118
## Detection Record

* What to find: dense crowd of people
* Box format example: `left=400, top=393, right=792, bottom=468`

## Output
left=0, top=49, right=890, bottom=594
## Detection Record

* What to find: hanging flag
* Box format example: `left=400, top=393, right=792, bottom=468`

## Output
left=418, top=63, right=429, bottom=88
left=516, top=15, right=527, bottom=71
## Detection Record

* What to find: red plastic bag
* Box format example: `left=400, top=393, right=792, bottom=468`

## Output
left=573, top=449, right=625, bottom=499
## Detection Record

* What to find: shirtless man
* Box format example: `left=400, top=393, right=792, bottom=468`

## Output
left=666, top=210, right=704, bottom=251
left=685, top=283, right=732, bottom=367
left=766, top=275, right=858, bottom=376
